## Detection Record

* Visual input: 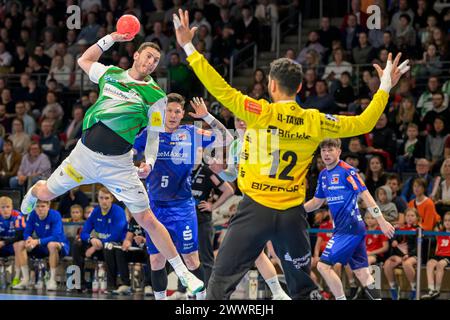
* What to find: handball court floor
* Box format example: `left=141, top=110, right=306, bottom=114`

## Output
left=0, top=288, right=154, bottom=300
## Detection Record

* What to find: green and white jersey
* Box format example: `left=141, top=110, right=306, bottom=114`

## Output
left=218, top=138, right=242, bottom=182
left=83, top=62, right=167, bottom=144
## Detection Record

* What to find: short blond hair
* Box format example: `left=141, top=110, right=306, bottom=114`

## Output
left=0, top=196, right=12, bottom=206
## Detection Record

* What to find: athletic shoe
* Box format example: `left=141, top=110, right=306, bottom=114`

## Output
left=309, top=289, right=323, bottom=300
left=408, top=289, right=416, bottom=300
left=46, top=279, right=58, bottom=291
left=320, top=290, right=331, bottom=300
left=112, top=285, right=132, bottom=295
left=422, top=290, right=440, bottom=300
left=11, top=277, right=20, bottom=287
left=12, top=280, right=29, bottom=290
left=144, top=286, right=154, bottom=296
left=178, top=271, right=204, bottom=295
left=168, top=291, right=187, bottom=300
left=272, top=291, right=291, bottom=300
left=20, top=187, right=37, bottom=215
left=389, top=287, right=400, bottom=300
left=349, top=287, right=358, bottom=299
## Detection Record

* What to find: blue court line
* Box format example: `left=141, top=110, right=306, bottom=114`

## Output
left=0, top=293, right=93, bottom=300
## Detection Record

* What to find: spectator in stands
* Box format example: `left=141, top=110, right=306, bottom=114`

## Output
left=145, top=21, right=170, bottom=53
left=322, top=49, right=352, bottom=90
left=0, top=41, right=12, bottom=73
left=425, top=116, right=448, bottom=172
left=57, top=186, right=90, bottom=219
left=9, top=118, right=31, bottom=155
left=333, top=71, right=355, bottom=113
left=433, top=159, right=450, bottom=217
left=396, top=123, right=425, bottom=173
left=62, top=204, right=84, bottom=224
left=55, top=42, right=75, bottom=72
left=41, top=91, right=64, bottom=132
left=297, top=68, right=317, bottom=102
left=408, top=178, right=441, bottom=231
left=77, top=12, right=100, bottom=44
left=375, top=185, right=399, bottom=226
left=193, top=25, right=213, bottom=53
left=0, top=105, right=11, bottom=133
left=38, top=119, right=61, bottom=168
left=304, top=80, right=338, bottom=114
left=12, top=45, right=28, bottom=74
left=194, top=40, right=210, bottom=61
left=46, top=55, right=71, bottom=89
left=190, top=9, right=212, bottom=33
left=9, top=141, right=51, bottom=191
left=1, top=88, right=15, bottom=115
left=365, top=113, right=397, bottom=169
left=378, top=31, right=398, bottom=57
left=296, top=31, right=325, bottom=66
left=383, top=207, right=420, bottom=300
left=33, top=45, right=51, bottom=70
left=255, top=0, right=278, bottom=51
left=249, top=83, right=269, bottom=101
left=164, top=0, right=186, bottom=31
left=318, top=16, right=341, bottom=50
left=14, top=102, right=36, bottom=136
left=234, top=5, right=260, bottom=49
left=73, top=188, right=127, bottom=292
left=301, top=50, right=322, bottom=78
left=390, top=0, right=415, bottom=35
left=211, top=24, right=236, bottom=73
left=387, top=174, right=408, bottom=220
left=396, top=96, right=420, bottom=138
left=365, top=155, right=388, bottom=195
left=364, top=214, right=389, bottom=265
left=17, top=200, right=69, bottom=291
left=417, top=76, right=442, bottom=118
left=419, top=14, right=439, bottom=48
left=422, top=211, right=450, bottom=300
left=368, top=15, right=389, bottom=49
left=413, top=0, right=439, bottom=30
left=394, top=14, right=417, bottom=54
left=416, top=43, right=443, bottom=77
left=42, top=30, right=57, bottom=58
left=401, top=158, right=434, bottom=202
left=0, top=139, right=21, bottom=189
left=347, top=136, right=367, bottom=172
left=247, top=68, right=267, bottom=93
left=343, top=152, right=365, bottom=180
left=84, top=205, right=94, bottom=220
left=213, top=7, right=235, bottom=37
left=340, top=14, right=364, bottom=51
left=352, top=31, right=376, bottom=64
left=341, top=0, right=368, bottom=29
left=168, top=53, right=193, bottom=98
left=63, top=104, right=83, bottom=155
left=431, top=28, right=449, bottom=61
left=27, top=55, right=48, bottom=84
left=422, top=92, right=450, bottom=133
left=284, top=48, right=296, bottom=60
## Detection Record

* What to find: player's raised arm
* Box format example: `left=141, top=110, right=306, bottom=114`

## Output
left=173, top=9, right=271, bottom=127
left=77, top=32, right=132, bottom=83
left=318, top=53, right=410, bottom=139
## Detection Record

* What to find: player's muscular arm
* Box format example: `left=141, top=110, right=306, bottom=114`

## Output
left=304, top=197, right=326, bottom=213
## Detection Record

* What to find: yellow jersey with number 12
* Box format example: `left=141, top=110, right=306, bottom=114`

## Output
left=187, top=51, right=389, bottom=210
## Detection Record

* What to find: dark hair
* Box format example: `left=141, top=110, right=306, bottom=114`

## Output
left=167, top=93, right=185, bottom=108
left=387, top=173, right=402, bottom=184
left=269, top=58, right=303, bottom=96
left=137, top=42, right=160, bottom=53
left=319, top=138, right=341, bottom=149
left=432, top=91, right=444, bottom=99
left=383, top=30, right=392, bottom=36
left=399, top=13, right=411, bottom=23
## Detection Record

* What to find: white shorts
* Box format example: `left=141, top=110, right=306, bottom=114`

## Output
left=47, top=140, right=149, bottom=213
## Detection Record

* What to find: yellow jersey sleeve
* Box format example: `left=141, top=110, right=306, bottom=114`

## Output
left=186, top=51, right=272, bottom=128
left=316, top=90, right=389, bottom=138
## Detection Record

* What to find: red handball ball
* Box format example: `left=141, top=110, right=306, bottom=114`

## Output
left=116, top=14, right=140, bottom=39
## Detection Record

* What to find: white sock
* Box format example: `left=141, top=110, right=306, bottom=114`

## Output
left=168, top=255, right=188, bottom=277
left=336, top=295, right=347, bottom=300
left=50, top=268, right=57, bottom=281
left=389, top=282, right=397, bottom=289
left=410, top=282, right=416, bottom=290
left=196, top=290, right=206, bottom=300
left=436, top=284, right=441, bottom=292
left=428, top=284, right=435, bottom=291
left=265, top=276, right=284, bottom=296
left=21, top=266, right=29, bottom=282
left=14, top=266, right=21, bottom=279
left=154, top=291, right=167, bottom=300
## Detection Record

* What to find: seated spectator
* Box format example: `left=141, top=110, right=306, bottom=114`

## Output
left=0, top=196, right=26, bottom=289
left=346, top=136, right=367, bottom=172
left=364, top=214, right=389, bottom=265
left=168, top=53, right=193, bottom=99
left=248, top=83, right=269, bottom=101
left=14, top=102, right=36, bottom=136
left=390, top=0, right=415, bottom=36
left=417, top=76, right=442, bottom=119
left=352, top=31, right=376, bottom=64
left=343, top=152, right=365, bottom=180
left=247, top=68, right=267, bottom=93
left=190, top=9, right=212, bottom=34
left=0, top=104, right=11, bottom=133
left=425, top=117, right=448, bottom=172
left=364, top=113, right=397, bottom=169
left=63, top=105, right=84, bottom=155
left=401, top=158, right=434, bottom=202
left=304, top=80, right=338, bottom=114
left=375, top=185, right=399, bottom=226
left=12, top=45, right=29, bottom=74
left=192, top=25, right=213, bottom=53
left=9, top=142, right=51, bottom=191
left=26, top=55, right=48, bottom=83
left=254, top=0, right=278, bottom=51
left=210, top=25, right=236, bottom=74
left=284, top=48, right=296, bottom=60
left=383, top=207, right=420, bottom=301
left=422, top=92, right=450, bottom=133
left=340, top=14, right=364, bottom=51
left=16, top=200, right=69, bottom=291
left=296, top=31, right=325, bottom=65
left=431, top=28, right=450, bottom=61
left=396, top=96, right=420, bottom=138
left=396, top=123, right=425, bottom=173
left=322, top=49, right=352, bottom=92
left=372, top=48, right=388, bottom=69
left=194, top=40, right=211, bottom=61
left=0, top=139, right=21, bottom=188
left=378, top=31, right=398, bottom=57
left=367, top=15, right=389, bottom=49
left=38, top=119, right=61, bottom=168
left=318, top=16, right=341, bottom=50
left=57, top=187, right=90, bottom=219
left=54, top=42, right=75, bottom=72
left=63, top=204, right=84, bottom=224
left=73, top=188, right=127, bottom=292
left=394, top=14, right=417, bottom=54
left=422, top=212, right=450, bottom=300
left=46, top=55, right=71, bottom=88
left=234, top=5, right=260, bottom=49
left=386, top=174, right=408, bottom=221
left=301, top=49, right=323, bottom=78
left=341, top=0, right=368, bottom=29
left=407, top=178, right=441, bottom=231
left=1, top=88, right=15, bottom=115
left=432, top=159, right=450, bottom=218
left=364, top=155, right=388, bottom=195
left=333, top=72, right=355, bottom=113
left=416, top=43, right=443, bottom=77
left=41, top=91, right=64, bottom=132
left=77, top=12, right=100, bottom=44
left=0, top=41, right=13, bottom=73
left=297, top=68, right=317, bottom=103
left=9, top=118, right=31, bottom=155
left=145, top=21, right=170, bottom=53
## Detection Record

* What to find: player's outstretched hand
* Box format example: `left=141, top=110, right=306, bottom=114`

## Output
left=111, top=32, right=134, bottom=42
left=373, top=52, right=410, bottom=90
left=138, top=162, right=151, bottom=179
left=189, top=97, right=208, bottom=118
left=378, top=218, right=395, bottom=239
left=173, top=9, right=197, bottom=47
